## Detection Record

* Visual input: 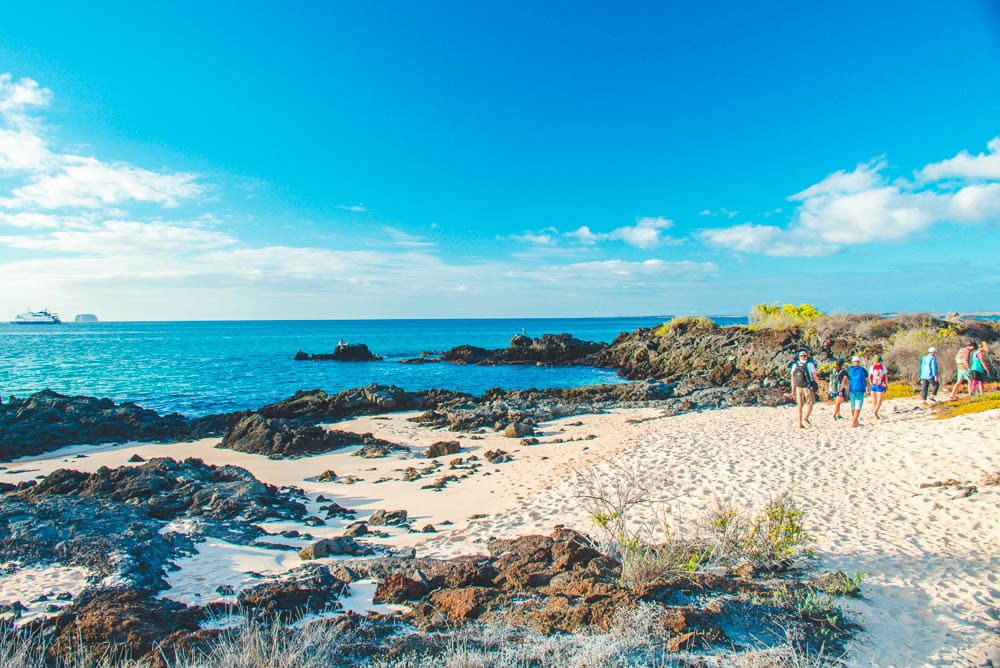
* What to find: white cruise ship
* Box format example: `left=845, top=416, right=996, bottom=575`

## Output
left=10, top=308, right=62, bottom=325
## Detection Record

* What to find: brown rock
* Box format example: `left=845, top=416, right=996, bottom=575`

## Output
left=425, top=441, right=461, bottom=458
left=373, top=573, right=429, bottom=603
left=428, top=587, right=498, bottom=624
left=52, top=591, right=197, bottom=664
left=503, top=422, right=534, bottom=438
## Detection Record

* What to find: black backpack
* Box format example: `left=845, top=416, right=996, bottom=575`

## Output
left=792, top=361, right=810, bottom=388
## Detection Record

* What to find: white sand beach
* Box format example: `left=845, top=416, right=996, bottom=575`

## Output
left=2, top=397, right=997, bottom=666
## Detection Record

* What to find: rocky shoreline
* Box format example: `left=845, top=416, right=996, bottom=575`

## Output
left=1, top=456, right=858, bottom=666
left=6, top=314, right=995, bottom=462
left=2, top=314, right=998, bottom=665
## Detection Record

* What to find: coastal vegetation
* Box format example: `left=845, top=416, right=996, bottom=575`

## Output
left=935, top=391, right=1000, bottom=419
left=599, top=311, right=1000, bottom=391
left=748, top=303, right=823, bottom=330
left=654, top=315, right=717, bottom=335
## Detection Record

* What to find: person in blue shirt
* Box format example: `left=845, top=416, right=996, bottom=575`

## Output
left=841, top=355, right=870, bottom=427
left=919, top=347, right=939, bottom=406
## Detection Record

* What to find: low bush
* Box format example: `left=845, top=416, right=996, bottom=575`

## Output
left=883, top=328, right=961, bottom=383
left=810, top=570, right=867, bottom=598
left=749, top=303, right=823, bottom=331
left=883, top=382, right=914, bottom=400
left=935, top=391, right=1000, bottom=419
left=654, top=315, right=716, bottom=335
left=700, top=497, right=815, bottom=571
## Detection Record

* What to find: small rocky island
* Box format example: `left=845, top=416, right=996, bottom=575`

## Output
left=294, top=341, right=383, bottom=362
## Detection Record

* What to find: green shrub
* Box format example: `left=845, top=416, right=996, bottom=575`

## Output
left=701, top=496, right=814, bottom=571
left=654, top=315, right=717, bottom=335
left=936, top=391, right=1000, bottom=419
left=883, top=328, right=959, bottom=383
left=749, top=303, right=823, bottom=331
left=883, top=382, right=914, bottom=400
left=810, top=570, right=867, bottom=598
left=619, top=540, right=710, bottom=588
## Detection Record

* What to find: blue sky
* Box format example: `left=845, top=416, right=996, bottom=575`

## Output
left=1, top=1, right=999, bottom=320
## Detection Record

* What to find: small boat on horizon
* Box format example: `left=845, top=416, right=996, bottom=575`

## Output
left=10, top=308, right=62, bottom=325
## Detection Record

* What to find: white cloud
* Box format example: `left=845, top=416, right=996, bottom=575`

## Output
left=0, top=212, right=96, bottom=229
left=508, top=258, right=717, bottom=282
left=561, top=258, right=715, bottom=277
left=609, top=216, right=674, bottom=249
left=790, top=159, right=885, bottom=200
left=701, top=224, right=782, bottom=254
left=0, top=219, right=236, bottom=255
left=0, top=72, right=202, bottom=210
left=1, top=156, right=201, bottom=209
left=919, top=137, right=1000, bottom=181
left=703, top=138, right=1000, bottom=257
left=567, top=225, right=603, bottom=244
left=0, top=126, right=53, bottom=172
left=0, top=75, right=55, bottom=173
left=382, top=225, right=435, bottom=248
left=696, top=208, right=740, bottom=219
left=514, top=217, right=680, bottom=250
left=513, top=228, right=559, bottom=245
left=0, top=74, right=53, bottom=115
left=336, top=204, right=367, bottom=212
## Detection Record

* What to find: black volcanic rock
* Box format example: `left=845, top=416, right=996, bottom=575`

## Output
left=436, top=333, right=608, bottom=367
left=21, top=457, right=306, bottom=523
left=440, top=345, right=491, bottom=364
left=0, top=390, right=235, bottom=461
left=1, top=457, right=306, bottom=593
left=294, top=342, right=384, bottom=361
left=218, top=413, right=405, bottom=459
left=594, top=314, right=1000, bottom=388
left=256, top=384, right=473, bottom=423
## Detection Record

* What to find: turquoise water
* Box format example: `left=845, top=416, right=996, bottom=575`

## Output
left=2, top=317, right=723, bottom=416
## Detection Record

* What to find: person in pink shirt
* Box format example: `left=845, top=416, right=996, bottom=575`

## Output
left=868, top=354, right=888, bottom=420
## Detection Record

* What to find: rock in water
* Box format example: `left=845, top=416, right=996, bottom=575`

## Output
left=294, top=342, right=384, bottom=361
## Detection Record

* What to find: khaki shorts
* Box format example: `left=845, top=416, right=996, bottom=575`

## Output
left=795, top=387, right=815, bottom=406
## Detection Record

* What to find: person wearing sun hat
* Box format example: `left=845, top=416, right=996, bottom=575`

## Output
left=789, top=350, right=818, bottom=428
left=919, top=346, right=940, bottom=406
left=842, top=355, right=869, bottom=427
left=970, top=341, right=992, bottom=399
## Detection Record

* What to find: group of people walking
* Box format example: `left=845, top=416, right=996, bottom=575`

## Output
left=790, top=342, right=992, bottom=429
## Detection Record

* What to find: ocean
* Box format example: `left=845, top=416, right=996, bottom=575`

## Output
left=0, top=317, right=746, bottom=416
